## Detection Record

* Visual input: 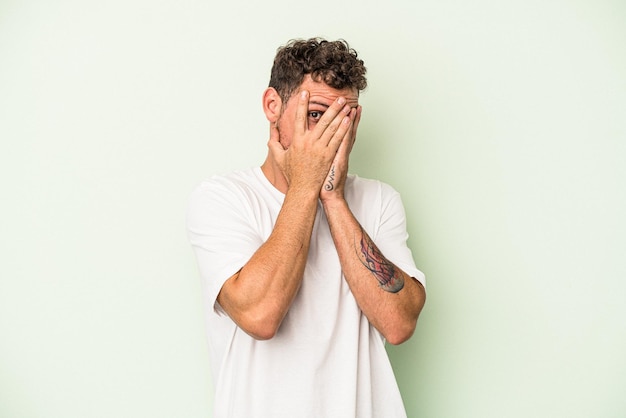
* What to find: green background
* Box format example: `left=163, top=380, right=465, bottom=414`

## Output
left=1, top=0, right=624, bottom=416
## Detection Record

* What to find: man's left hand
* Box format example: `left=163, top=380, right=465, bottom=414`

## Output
left=319, top=105, right=362, bottom=201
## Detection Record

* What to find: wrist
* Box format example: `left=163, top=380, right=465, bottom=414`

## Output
left=286, top=181, right=324, bottom=203
left=320, top=193, right=347, bottom=210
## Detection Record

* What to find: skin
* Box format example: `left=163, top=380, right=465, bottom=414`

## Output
left=216, top=75, right=426, bottom=344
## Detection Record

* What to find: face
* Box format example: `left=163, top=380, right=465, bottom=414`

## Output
left=275, top=75, right=359, bottom=149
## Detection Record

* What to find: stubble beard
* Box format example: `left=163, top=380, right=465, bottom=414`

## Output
left=274, top=117, right=288, bottom=150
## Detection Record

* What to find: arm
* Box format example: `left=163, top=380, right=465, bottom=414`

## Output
left=321, top=197, right=426, bottom=345
left=320, top=107, right=426, bottom=345
left=217, top=185, right=318, bottom=340
left=217, top=91, right=355, bottom=340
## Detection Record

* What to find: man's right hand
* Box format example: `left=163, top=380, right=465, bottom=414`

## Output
left=267, top=90, right=354, bottom=194
left=219, top=89, right=355, bottom=340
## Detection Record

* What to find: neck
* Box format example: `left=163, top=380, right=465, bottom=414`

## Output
left=261, top=154, right=288, bottom=194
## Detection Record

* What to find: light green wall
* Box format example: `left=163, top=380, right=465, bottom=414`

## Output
left=1, top=0, right=624, bottom=417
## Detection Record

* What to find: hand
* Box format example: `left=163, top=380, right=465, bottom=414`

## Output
left=267, top=91, right=354, bottom=194
left=320, top=105, right=361, bottom=201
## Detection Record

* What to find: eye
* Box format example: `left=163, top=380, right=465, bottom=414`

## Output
left=308, top=111, right=323, bottom=123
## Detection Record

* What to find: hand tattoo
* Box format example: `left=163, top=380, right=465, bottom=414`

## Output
left=324, top=165, right=336, bottom=191
left=356, top=227, right=405, bottom=293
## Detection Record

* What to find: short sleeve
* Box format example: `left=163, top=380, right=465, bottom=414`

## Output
left=376, top=184, right=426, bottom=288
left=186, top=178, right=265, bottom=314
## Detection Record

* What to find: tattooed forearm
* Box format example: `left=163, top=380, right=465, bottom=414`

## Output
left=324, top=165, right=336, bottom=191
left=356, top=227, right=405, bottom=293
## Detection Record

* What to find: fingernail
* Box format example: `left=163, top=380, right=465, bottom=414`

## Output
left=301, top=90, right=308, bottom=99
left=337, top=97, right=346, bottom=105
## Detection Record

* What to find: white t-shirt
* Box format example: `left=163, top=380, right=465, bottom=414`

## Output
left=187, top=167, right=425, bottom=418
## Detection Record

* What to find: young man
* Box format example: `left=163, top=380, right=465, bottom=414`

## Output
left=187, top=38, right=426, bottom=418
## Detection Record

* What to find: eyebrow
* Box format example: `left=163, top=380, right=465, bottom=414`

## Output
left=308, top=100, right=330, bottom=109
left=308, top=100, right=359, bottom=109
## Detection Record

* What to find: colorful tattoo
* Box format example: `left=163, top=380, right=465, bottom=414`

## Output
left=357, top=227, right=405, bottom=293
left=324, top=165, right=336, bottom=191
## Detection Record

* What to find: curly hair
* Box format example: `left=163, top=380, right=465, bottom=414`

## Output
left=268, top=38, right=367, bottom=104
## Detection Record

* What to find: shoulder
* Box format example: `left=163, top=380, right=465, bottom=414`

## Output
left=347, top=174, right=410, bottom=224
left=346, top=174, right=400, bottom=202
left=187, top=168, right=264, bottom=223
left=193, top=168, right=258, bottom=195
left=189, top=168, right=266, bottom=207
left=187, top=167, right=285, bottom=231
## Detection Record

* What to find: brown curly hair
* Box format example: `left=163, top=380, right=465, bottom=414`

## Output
left=269, top=38, right=367, bottom=104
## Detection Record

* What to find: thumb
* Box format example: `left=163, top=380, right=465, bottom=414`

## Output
left=267, top=124, right=287, bottom=166
left=267, top=123, right=285, bottom=151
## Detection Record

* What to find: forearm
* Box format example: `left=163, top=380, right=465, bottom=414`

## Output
left=322, top=197, right=426, bottom=345
left=218, top=188, right=319, bottom=339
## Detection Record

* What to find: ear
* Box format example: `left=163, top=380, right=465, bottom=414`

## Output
left=262, top=87, right=282, bottom=123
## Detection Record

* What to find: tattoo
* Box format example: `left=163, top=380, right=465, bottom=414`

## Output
left=324, top=165, right=336, bottom=191
left=356, top=227, right=405, bottom=293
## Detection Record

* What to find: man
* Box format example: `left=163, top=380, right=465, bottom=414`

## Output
left=187, top=37, right=426, bottom=418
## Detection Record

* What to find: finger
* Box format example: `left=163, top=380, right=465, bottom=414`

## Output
left=349, top=106, right=361, bottom=152
left=351, top=106, right=362, bottom=140
left=267, top=123, right=284, bottom=150
left=268, top=140, right=284, bottom=156
left=335, top=117, right=353, bottom=159
left=294, top=90, right=309, bottom=136
left=326, top=112, right=353, bottom=152
left=311, top=96, right=349, bottom=140
left=319, top=105, right=353, bottom=148
left=339, top=108, right=357, bottom=155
